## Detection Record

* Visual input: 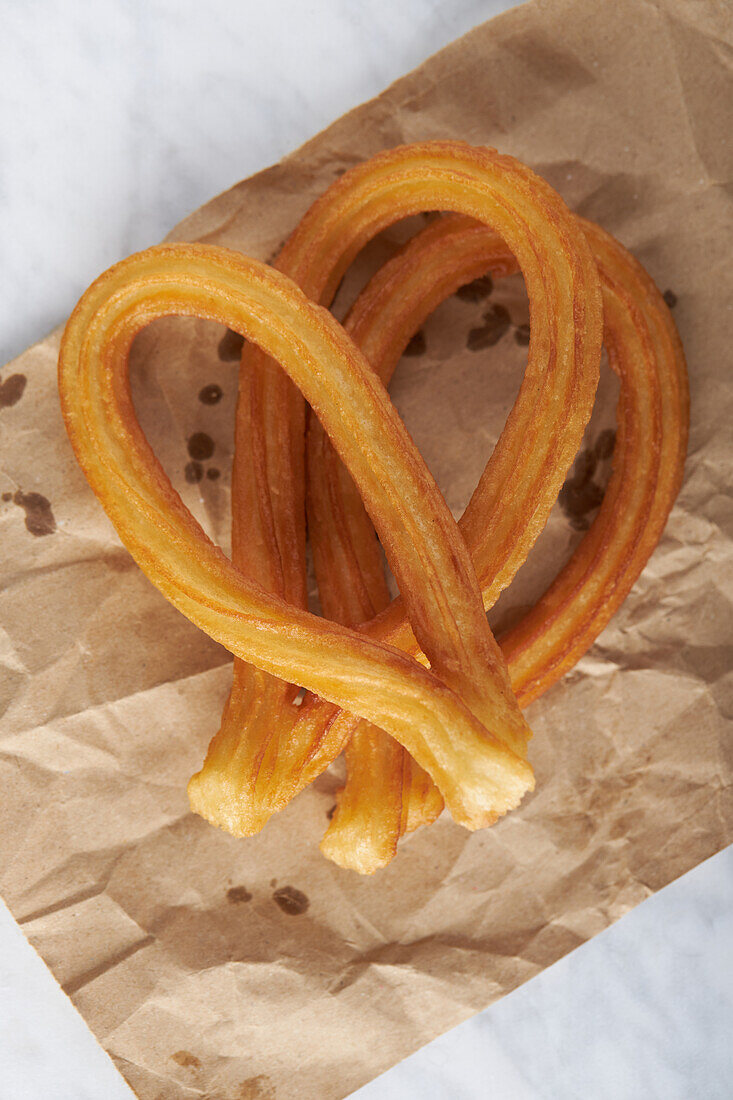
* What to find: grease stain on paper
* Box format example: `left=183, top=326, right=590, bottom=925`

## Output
left=559, top=431, right=616, bottom=531
left=185, top=432, right=220, bottom=486
left=559, top=457, right=603, bottom=530
left=403, top=330, right=426, bottom=357
left=456, top=274, right=493, bottom=302
left=185, top=461, right=204, bottom=484
left=227, top=885, right=253, bottom=904
left=199, top=383, right=223, bottom=405
left=171, top=1050, right=201, bottom=1070
left=0, top=373, right=27, bottom=408
left=514, top=323, right=531, bottom=347
left=12, top=490, right=56, bottom=536
left=187, top=432, right=215, bottom=461
left=238, top=1074, right=276, bottom=1100
left=104, top=551, right=135, bottom=573
left=272, top=886, right=309, bottom=916
left=594, top=428, right=616, bottom=460
left=466, top=304, right=511, bottom=350
left=218, top=329, right=245, bottom=361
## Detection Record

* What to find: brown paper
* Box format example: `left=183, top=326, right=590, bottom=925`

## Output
left=1, top=0, right=732, bottom=1096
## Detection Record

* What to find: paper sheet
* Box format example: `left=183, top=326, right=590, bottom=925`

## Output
left=1, top=0, right=731, bottom=1096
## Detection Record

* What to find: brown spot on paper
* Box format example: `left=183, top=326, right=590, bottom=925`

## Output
left=467, top=304, right=511, bottom=350
left=595, top=428, right=616, bottom=460
left=206, top=467, right=220, bottom=481
left=217, top=329, right=245, bottom=361
left=184, top=461, right=204, bottom=484
left=238, top=1075, right=276, bottom=1100
left=559, top=488, right=597, bottom=531
left=514, top=323, right=531, bottom=346
left=456, top=274, right=493, bottom=302
left=663, top=289, right=677, bottom=308
left=574, top=449, right=597, bottom=483
left=227, top=885, right=253, bottom=904
left=403, top=330, right=426, bottom=357
left=559, top=448, right=605, bottom=532
left=199, top=383, right=223, bottom=405
left=187, top=432, right=215, bottom=461
left=104, top=551, right=135, bottom=573
left=0, top=373, right=27, bottom=408
left=13, top=490, right=56, bottom=537
left=272, top=886, right=309, bottom=916
left=171, top=1050, right=201, bottom=1070
left=2, top=492, right=11, bottom=502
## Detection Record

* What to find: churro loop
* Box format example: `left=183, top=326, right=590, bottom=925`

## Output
left=57, top=142, right=684, bottom=877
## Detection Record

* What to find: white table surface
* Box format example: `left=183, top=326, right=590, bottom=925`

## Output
left=1, top=2, right=731, bottom=1098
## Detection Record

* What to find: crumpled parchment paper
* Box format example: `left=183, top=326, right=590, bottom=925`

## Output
left=1, top=0, right=731, bottom=1097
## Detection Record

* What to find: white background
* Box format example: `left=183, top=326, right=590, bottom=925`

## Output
left=1, top=2, right=731, bottom=1097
